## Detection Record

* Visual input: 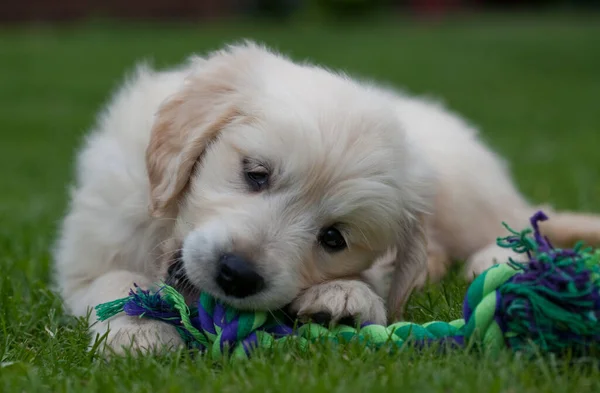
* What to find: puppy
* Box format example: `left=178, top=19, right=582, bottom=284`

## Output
left=52, top=42, right=600, bottom=354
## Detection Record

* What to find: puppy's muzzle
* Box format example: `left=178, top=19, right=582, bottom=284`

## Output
left=216, top=253, right=265, bottom=298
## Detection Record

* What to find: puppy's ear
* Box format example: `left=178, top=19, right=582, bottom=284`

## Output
left=146, top=65, right=242, bottom=216
left=387, top=214, right=428, bottom=322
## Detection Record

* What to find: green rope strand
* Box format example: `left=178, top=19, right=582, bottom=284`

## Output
left=159, top=285, right=210, bottom=348
left=94, top=296, right=131, bottom=322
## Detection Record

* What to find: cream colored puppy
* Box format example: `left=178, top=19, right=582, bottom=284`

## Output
left=53, top=42, right=600, bottom=354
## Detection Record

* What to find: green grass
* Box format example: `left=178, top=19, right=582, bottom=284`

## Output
left=1, top=12, right=600, bottom=392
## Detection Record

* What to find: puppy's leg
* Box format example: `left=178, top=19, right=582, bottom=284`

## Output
left=55, top=206, right=184, bottom=355
left=289, top=279, right=387, bottom=326
left=69, top=270, right=184, bottom=355
left=464, top=242, right=528, bottom=279
left=537, top=210, right=600, bottom=248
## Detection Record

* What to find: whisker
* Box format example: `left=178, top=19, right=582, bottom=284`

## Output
left=147, top=237, right=174, bottom=257
left=147, top=245, right=179, bottom=268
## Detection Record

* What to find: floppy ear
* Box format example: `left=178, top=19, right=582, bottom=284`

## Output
left=145, top=68, right=242, bottom=216
left=386, top=214, right=428, bottom=322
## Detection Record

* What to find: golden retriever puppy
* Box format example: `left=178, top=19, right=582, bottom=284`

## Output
left=52, top=42, right=600, bottom=354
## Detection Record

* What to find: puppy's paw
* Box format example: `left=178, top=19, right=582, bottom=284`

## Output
left=464, top=242, right=527, bottom=281
left=91, top=315, right=184, bottom=356
left=289, top=280, right=387, bottom=326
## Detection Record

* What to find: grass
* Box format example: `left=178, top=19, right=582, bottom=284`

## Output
left=1, top=12, right=600, bottom=392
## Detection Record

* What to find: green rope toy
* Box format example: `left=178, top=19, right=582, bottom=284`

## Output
left=95, top=211, right=600, bottom=359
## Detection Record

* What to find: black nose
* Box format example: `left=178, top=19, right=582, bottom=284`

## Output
left=216, top=253, right=265, bottom=298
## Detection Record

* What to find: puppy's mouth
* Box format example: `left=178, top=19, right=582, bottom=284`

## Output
left=165, top=253, right=267, bottom=306
left=165, top=252, right=296, bottom=323
left=165, top=253, right=200, bottom=303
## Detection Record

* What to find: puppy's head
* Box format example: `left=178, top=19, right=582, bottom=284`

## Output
left=147, top=43, right=433, bottom=320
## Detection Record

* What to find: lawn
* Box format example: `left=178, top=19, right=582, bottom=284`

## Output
left=1, top=12, right=600, bottom=392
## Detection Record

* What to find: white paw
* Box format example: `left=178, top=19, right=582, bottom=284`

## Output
left=90, top=315, right=185, bottom=356
left=464, top=242, right=528, bottom=281
left=289, top=280, right=387, bottom=326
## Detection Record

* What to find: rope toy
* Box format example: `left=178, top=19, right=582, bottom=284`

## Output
left=95, top=211, right=600, bottom=359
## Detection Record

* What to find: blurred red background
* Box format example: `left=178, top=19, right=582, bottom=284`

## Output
left=4, top=0, right=594, bottom=24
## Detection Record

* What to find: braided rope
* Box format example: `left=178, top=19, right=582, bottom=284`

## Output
left=192, top=292, right=470, bottom=359
left=95, top=211, right=600, bottom=359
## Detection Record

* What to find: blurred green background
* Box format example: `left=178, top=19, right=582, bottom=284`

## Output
left=1, top=2, right=600, bottom=392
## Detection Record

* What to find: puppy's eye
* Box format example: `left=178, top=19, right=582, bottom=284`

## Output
left=245, top=167, right=269, bottom=191
left=318, top=227, right=347, bottom=252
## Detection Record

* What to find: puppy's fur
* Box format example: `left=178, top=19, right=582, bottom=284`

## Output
left=53, top=42, right=600, bottom=354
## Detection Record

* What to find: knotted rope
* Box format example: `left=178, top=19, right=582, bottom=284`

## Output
left=95, top=211, right=600, bottom=359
